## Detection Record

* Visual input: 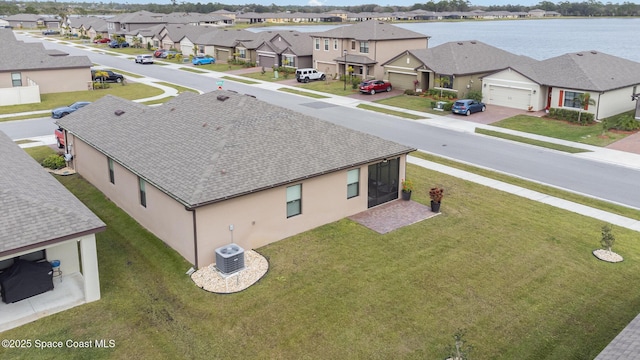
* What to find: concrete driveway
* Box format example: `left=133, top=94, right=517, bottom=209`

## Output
left=445, top=105, right=547, bottom=124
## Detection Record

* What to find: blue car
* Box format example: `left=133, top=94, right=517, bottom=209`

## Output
left=109, top=40, right=129, bottom=48
left=192, top=55, right=215, bottom=65
left=451, top=99, right=486, bottom=116
left=51, top=101, right=91, bottom=119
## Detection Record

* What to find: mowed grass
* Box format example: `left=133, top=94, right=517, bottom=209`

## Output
left=491, top=115, right=632, bottom=146
left=0, top=84, right=163, bottom=117
left=7, top=148, right=640, bottom=358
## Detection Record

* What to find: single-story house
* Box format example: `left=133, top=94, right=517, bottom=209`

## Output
left=190, top=28, right=256, bottom=63
left=483, top=50, right=640, bottom=118
left=240, top=30, right=313, bottom=69
left=56, top=91, right=415, bottom=268
left=0, top=29, right=92, bottom=106
left=382, top=40, right=536, bottom=96
left=0, top=131, right=105, bottom=330
left=3, top=14, right=59, bottom=29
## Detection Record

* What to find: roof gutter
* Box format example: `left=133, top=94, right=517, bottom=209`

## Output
left=185, top=149, right=415, bottom=210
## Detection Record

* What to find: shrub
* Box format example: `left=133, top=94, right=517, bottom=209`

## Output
left=443, top=101, right=454, bottom=111
left=42, top=154, right=66, bottom=170
left=548, top=108, right=595, bottom=125
left=467, top=90, right=483, bottom=102
left=602, top=114, right=640, bottom=131
left=404, top=89, right=416, bottom=96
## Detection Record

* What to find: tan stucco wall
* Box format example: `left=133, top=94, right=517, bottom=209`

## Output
left=193, top=163, right=373, bottom=266
left=70, top=136, right=196, bottom=263
left=312, top=38, right=428, bottom=80
left=1, top=68, right=90, bottom=94
left=70, top=133, right=408, bottom=267
left=597, top=86, right=637, bottom=119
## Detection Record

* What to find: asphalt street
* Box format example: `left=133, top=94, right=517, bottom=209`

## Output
left=5, top=33, right=640, bottom=210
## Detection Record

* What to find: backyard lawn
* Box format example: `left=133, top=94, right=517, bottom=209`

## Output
left=5, top=147, right=640, bottom=359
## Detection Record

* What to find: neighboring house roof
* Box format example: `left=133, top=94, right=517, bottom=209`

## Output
left=507, top=50, right=640, bottom=92
left=67, top=16, right=108, bottom=32
left=310, top=19, right=429, bottom=41
left=0, top=29, right=91, bottom=72
left=194, top=28, right=255, bottom=47
left=161, top=24, right=214, bottom=43
left=249, top=30, right=312, bottom=56
left=0, top=132, right=105, bottom=258
left=3, top=14, right=57, bottom=22
left=56, top=92, right=414, bottom=209
left=402, top=40, right=536, bottom=76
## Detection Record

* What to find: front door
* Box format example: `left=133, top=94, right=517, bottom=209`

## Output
left=367, top=158, right=399, bottom=208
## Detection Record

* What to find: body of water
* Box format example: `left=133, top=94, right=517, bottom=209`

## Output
left=250, top=18, right=640, bottom=62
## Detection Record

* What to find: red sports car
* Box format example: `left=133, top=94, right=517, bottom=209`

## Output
left=359, top=80, right=392, bottom=94
left=93, top=38, right=111, bottom=44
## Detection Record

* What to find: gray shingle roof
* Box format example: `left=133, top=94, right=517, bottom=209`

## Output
left=512, top=50, right=640, bottom=91
left=0, top=29, right=91, bottom=72
left=194, top=28, right=255, bottom=47
left=0, top=132, right=105, bottom=257
left=57, top=92, right=414, bottom=208
left=311, top=20, right=429, bottom=41
left=407, top=40, right=536, bottom=75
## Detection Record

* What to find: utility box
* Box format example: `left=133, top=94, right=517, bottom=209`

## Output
left=435, top=101, right=447, bottom=111
left=215, top=244, right=245, bottom=275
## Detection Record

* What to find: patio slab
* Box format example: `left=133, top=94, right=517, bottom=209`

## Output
left=348, top=199, right=439, bottom=234
left=0, top=272, right=85, bottom=333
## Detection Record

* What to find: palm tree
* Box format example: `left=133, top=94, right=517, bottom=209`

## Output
left=576, top=92, right=596, bottom=124
left=435, top=75, right=451, bottom=97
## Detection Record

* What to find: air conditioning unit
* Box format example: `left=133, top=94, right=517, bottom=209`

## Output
left=215, top=244, right=245, bottom=275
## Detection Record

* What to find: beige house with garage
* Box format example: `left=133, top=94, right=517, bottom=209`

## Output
left=56, top=91, right=414, bottom=268
left=382, top=40, right=535, bottom=96
left=309, top=20, right=429, bottom=81
left=483, top=50, right=640, bottom=118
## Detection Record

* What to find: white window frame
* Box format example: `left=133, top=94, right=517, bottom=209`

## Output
left=11, top=72, right=21, bottom=87
left=324, top=39, right=329, bottom=51
left=347, top=168, right=360, bottom=199
left=315, top=38, right=320, bottom=50
left=286, top=184, right=302, bottom=218
left=139, top=177, right=147, bottom=208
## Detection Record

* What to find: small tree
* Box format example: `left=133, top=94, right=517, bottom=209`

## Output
left=445, top=329, right=472, bottom=360
left=601, top=224, right=615, bottom=253
left=576, top=92, right=596, bottom=125
left=436, top=75, right=451, bottom=97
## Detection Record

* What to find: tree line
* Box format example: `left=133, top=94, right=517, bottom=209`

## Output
left=2, top=0, right=639, bottom=17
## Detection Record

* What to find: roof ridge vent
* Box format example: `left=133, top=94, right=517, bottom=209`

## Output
left=217, top=95, right=229, bottom=101
left=590, top=51, right=598, bottom=54
left=576, top=53, right=583, bottom=56
left=114, top=110, right=125, bottom=116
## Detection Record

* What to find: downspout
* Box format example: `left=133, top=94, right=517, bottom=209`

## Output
left=188, top=208, right=199, bottom=269
left=596, top=92, right=603, bottom=121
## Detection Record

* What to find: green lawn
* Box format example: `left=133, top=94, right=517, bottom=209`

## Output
left=297, top=78, right=361, bottom=97
left=0, top=84, right=164, bottom=118
left=6, top=147, right=640, bottom=359
left=475, top=128, right=590, bottom=153
left=278, top=87, right=329, bottom=99
left=357, top=103, right=425, bottom=119
left=373, top=94, right=445, bottom=115
left=491, top=115, right=631, bottom=147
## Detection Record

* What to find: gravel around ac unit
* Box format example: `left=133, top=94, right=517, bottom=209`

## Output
left=190, top=250, right=269, bottom=293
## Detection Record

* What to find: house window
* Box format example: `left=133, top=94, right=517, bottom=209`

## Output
left=351, top=40, right=356, bottom=50
left=286, top=184, right=301, bottom=218
left=139, top=177, right=147, bottom=208
left=283, top=54, right=295, bottom=67
left=324, top=39, right=329, bottom=51
left=333, top=39, right=338, bottom=50
left=315, top=38, right=320, bottom=50
left=153, top=40, right=159, bottom=48
left=238, top=48, right=246, bottom=59
left=359, top=41, right=369, bottom=54
left=199, top=45, right=204, bottom=53
left=437, top=75, right=453, bottom=89
left=11, top=73, right=21, bottom=87
left=108, top=158, right=115, bottom=184
left=563, top=91, right=582, bottom=108
left=347, top=168, right=360, bottom=199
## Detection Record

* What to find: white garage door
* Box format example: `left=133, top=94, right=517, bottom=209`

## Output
left=487, top=85, right=532, bottom=110
left=388, top=72, right=416, bottom=91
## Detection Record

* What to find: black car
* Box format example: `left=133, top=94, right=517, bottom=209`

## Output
left=42, top=29, right=60, bottom=35
left=91, top=69, right=124, bottom=83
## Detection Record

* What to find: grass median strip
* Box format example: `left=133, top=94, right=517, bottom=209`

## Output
left=221, top=76, right=260, bottom=85
left=357, top=103, right=425, bottom=119
left=278, top=88, right=329, bottom=98
left=411, top=150, right=640, bottom=221
left=475, top=127, right=590, bottom=153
